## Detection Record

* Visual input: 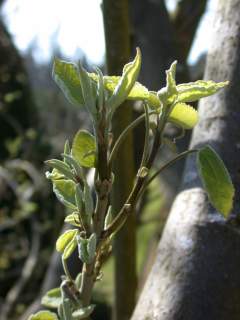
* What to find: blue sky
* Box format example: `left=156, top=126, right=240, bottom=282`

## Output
left=2, top=0, right=217, bottom=65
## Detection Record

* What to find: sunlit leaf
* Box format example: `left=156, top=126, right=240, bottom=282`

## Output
left=56, top=229, right=78, bottom=254
left=197, top=146, right=234, bottom=217
left=65, top=212, right=81, bottom=227
left=53, top=59, right=84, bottom=107
left=41, top=288, right=61, bottom=309
left=177, top=80, right=229, bottom=103
left=72, top=305, right=95, bottom=319
left=28, top=310, right=58, bottom=320
left=53, top=179, right=76, bottom=209
left=168, top=103, right=198, bottom=129
left=72, top=130, right=96, bottom=168
left=62, top=235, right=78, bottom=260
left=107, top=48, right=142, bottom=110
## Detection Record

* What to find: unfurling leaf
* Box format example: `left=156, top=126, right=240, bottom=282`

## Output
left=168, top=103, right=198, bottom=129
left=53, top=59, right=84, bottom=107
left=165, top=60, right=178, bottom=104
left=107, top=48, right=142, bottom=111
left=197, top=146, right=234, bottom=217
left=63, top=235, right=78, bottom=260
left=78, top=62, right=97, bottom=119
left=45, top=159, right=75, bottom=181
left=177, top=80, right=229, bottom=103
left=72, top=130, right=96, bottom=168
left=64, top=212, right=81, bottom=227
left=72, top=305, right=95, bottom=319
left=53, top=179, right=77, bottom=209
left=41, top=288, right=61, bottom=309
left=56, top=229, right=78, bottom=254
left=87, top=233, right=97, bottom=262
left=28, top=310, right=58, bottom=320
left=77, top=234, right=96, bottom=264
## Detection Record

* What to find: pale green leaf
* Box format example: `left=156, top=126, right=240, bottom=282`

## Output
left=53, top=179, right=76, bottom=209
left=168, top=103, right=198, bottom=129
left=107, top=48, right=142, bottom=110
left=53, top=59, right=84, bottom=107
left=56, top=229, right=78, bottom=253
left=72, top=130, right=96, bottom=168
left=64, top=212, right=81, bottom=227
left=72, top=305, right=95, bottom=319
left=41, top=288, right=61, bottom=309
left=197, top=146, right=234, bottom=217
left=166, top=60, right=178, bottom=104
left=63, top=235, right=78, bottom=260
left=28, top=310, right=58, bottom=320
left=177, top=80, right=229, bottom=103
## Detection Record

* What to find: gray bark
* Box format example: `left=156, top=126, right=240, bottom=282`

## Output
left=132, top=1, right=240, bottom=319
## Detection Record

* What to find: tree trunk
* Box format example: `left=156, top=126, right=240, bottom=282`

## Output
left=131, top=0, right=240, bottom=319
left=102, top=2, right=137, bottom=320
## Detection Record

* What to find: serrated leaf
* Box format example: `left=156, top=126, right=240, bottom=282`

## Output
left=72, top=305, right=95, bottom=319
left=177, top=80, right=229, bottom=103
left=107, top=48, right=142, bottom=110
left=41, top=288, right=61, bottom=309
left=168, top=103, right=198, bottom=129
left=72, top=130, right=96, bottom=168
left=56, top=229, right=78, bottom=253
left=53, top=179, right=77, bottom=209
left=28, top=310, right=58, bottom=320
left=197, top=146, right=234, bottom=217
left=53, top=59, right=84, bottom=107
left=65, top=212, right=81, bottom=227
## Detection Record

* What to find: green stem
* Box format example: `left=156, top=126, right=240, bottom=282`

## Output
left=136, top=148, right=198, bottom=203
left=62, top=257, right=73, bottom=281
left=139, top=103, right=150, bottom=168
left=108, top=110, right=156, bottom=165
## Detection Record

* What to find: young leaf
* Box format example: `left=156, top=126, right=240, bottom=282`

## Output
left=72, top=305, right=95, bottom=319
left=41, top=288, right=62, bottom=309
left=165, top=60, right=178, bottom=104
left=28, top=310, right=58, bottom=320
left=168, top=103, right=198, bottom=129
left=64, top=212, right=81, bottom=227
left=107, top=48, right=142, bottom=111
left=197, top=146, right=234, bottom=217
left=72, top=130, right=96, bottom=168
left=56, top=229, right=78, bottom=254
left=78, top=62, right=97, bottom=119
left=87, top=233, right=97, bottom=262
left=45, top=159, right=75, bottom=180
left=53, top=59, right=84, bottom=107
left=77, top=236, right=89, bottom=263
left=63, top=235, right=78, bottom=260
left=177, top=80, right=229, bottom=103
left=53, top=179, right=77, bottom=209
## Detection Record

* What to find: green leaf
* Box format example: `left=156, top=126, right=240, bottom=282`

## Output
left=53, top=59, right=84, bottom=107
left=197, top=146, right=234, bottom=217
left=64, top=212, right=81, bottom=227
left=45, top=159, right=75, bottom=180
left=83, top=181, right=94, bottom=216
left=78, top=62, right=97, bottom=119
left=87, top=233, right=97, bottom=262
left=28, top=310, right=58, bottom=320
left=107, top=48, right=142, bottom=111
left=165, top=60, right=178, bottom=104
left=72, top=305, right=95, bottom=319
left=41, top=288, right=61, bottom=309
left=72, top=130, right=96, bottom=168
left=77, top=236, right=89, bottom=263
left=63, top=235, right=78, bottom=260
left=56, top=229, right=78, bottom=253
left=177, top=80, right=229, bottom=103
left=53, top=179, right=77, bottom=209
left=168, top=103, right=198, bottom=129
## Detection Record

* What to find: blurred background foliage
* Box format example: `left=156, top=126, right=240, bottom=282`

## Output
left=0, top=0, right=215, bottom=319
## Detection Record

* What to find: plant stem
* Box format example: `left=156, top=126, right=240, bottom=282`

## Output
left=108, top=110, right=156, bottom=165
left=62, top=257, right=73, bottom=282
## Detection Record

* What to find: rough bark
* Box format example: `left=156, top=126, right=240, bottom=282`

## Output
left=131, top=0, right=240, bottom=319
left=102, top=2, right=137, bottom=320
